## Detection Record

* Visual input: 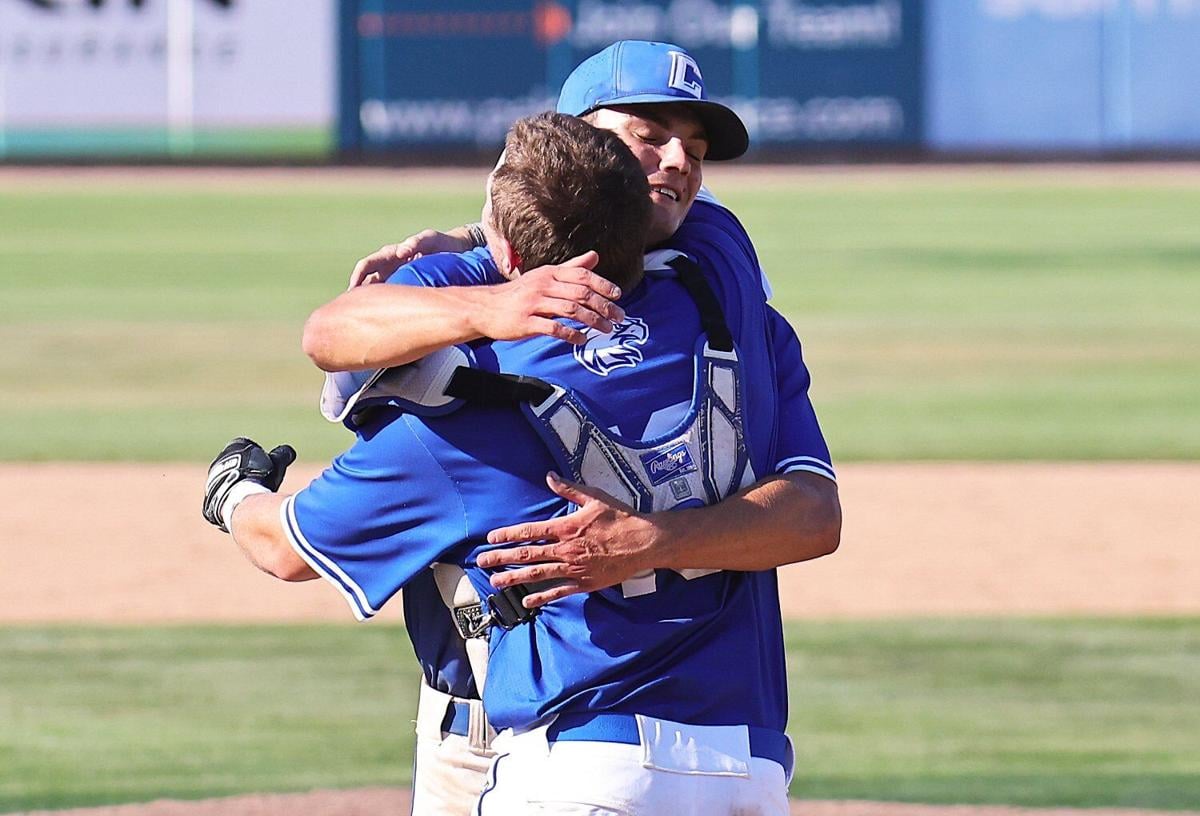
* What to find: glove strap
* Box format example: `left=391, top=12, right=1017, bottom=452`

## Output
left=221, top=480, right=271, bottom=533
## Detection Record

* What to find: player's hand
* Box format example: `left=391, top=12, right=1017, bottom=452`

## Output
left=203, top=437, right=296, bottom=533
left=349, top=229, right=477, bottom=288
left=474, top=251, right=626, bottom=345
left=479, top=472, right=657, bottom=607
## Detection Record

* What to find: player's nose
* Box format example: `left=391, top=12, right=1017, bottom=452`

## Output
left=658, top=138, right=691, bottom=174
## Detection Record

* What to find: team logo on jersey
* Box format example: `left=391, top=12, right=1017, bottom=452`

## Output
left=640, top=442, right=697, bottom=486
left=668, top=51, right=704, bottom=99
left=573, top=317, right=649, bottom=376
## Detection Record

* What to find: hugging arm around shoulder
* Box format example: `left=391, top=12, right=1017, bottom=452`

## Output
left=303, top=285, right=490, bottom=372
left=480, top=255, right=841, bottom=586
left=303, top=249, right=623, bottom=372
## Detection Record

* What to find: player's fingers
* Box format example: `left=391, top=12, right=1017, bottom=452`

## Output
left=349, top=245, right=399, bottom=289
left=545, top=471, right=614, bottom=507
left=537, top=297, right=615, bottom=334
left=545, top=282, right=626, bottom=323
left=560, top=250, right=600, bottom=271
left=526, top=317, right=588, bottom=346
left=554, top=261, right=621, bottom=301
left=477, top=539, right=558, bottom=563
left=268, top=444, right=296, bottom=469
left=348, top=258, right=372, bottom=288
left=488, top=563, right=563, bottom=590
left=522, top=582, right=583, bottom=608
left=404, top=228, right=458, bottom=256
left=264, top=445, right=296, bottom=491
left=393, top=238, right=423, bottom=261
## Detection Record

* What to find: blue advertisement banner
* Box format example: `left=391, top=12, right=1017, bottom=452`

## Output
left=338, top=0, right=925, bottom=154
left=1124, top=3, right=1200, bottom=148
left=926, top=0, right=1200, bottom=151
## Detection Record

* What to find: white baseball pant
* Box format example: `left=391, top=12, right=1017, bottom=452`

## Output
left=411, top=681, right=495, bottom=816
left=474, top=713, right=793, bottom=816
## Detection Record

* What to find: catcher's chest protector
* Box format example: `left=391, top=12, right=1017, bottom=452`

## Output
left=322, top=251, right=756, bottom=547
left=518, top=337, right=754, bottom=516
left=443, top=252, right=755, bottom=597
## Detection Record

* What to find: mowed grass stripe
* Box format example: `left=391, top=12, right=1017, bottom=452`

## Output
left=0, top=625, right=418, bottom=812
left=2, top=177, right=1198, bottom=461
left=785, top=618, right=1200, bottom=807
left=0, top=619, right=1196, bottom=812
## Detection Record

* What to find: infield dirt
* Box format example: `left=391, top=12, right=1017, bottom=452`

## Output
left=3, top=462, right=1196, bottom=623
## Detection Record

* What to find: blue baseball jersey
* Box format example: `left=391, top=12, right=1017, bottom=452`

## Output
left=287, top=229, right=832, bottom=733
left=671, top=197, right=833, bottom=481
left=688, top=189, right=774, bottom=300
left=767, top=305, right=836, bottom=482
left=401, top=570, right=480, bottom=699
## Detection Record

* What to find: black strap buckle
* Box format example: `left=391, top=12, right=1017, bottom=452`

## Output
left=486, top=584, right=541, bottom=630
left=451, top=603, right=490, bottom=640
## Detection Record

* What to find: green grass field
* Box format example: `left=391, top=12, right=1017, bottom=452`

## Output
left=2, top=171, right=1198, bottom=462
left=2, top=169, right=1197, bottom=813
left=1, top=619, right=1197, bottom=813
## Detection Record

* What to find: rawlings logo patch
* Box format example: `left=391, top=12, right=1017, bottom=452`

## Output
left=573, top=317, right=649, bottom=376
left=640, top=442, right=697, bottom=487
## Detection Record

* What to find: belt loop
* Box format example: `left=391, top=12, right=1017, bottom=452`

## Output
left=467, top=697, right=495, bottom=751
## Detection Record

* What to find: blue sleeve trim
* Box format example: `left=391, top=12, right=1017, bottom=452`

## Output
left=776, top=456, right=837, bottom=482
left=280, top=495, right=378, bottom=621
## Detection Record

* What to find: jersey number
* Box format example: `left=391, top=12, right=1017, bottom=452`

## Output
left=620, top=568, right=719, bottom=598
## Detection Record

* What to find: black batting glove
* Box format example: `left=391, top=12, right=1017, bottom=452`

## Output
left=203, top=437, right=297, bottom=533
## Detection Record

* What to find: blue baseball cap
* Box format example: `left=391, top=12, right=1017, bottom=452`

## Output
left=557, top=40, right=750, bottom=161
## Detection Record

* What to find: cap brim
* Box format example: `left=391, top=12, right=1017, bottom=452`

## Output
left=594, top=94, right=749, bottom=161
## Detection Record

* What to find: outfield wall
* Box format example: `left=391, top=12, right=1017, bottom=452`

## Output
left=2, top=0, right=1199, bottom=160
left=0, top=0, right=336, bottom=158
left=335, top=0, right=1200, bottom=158
left=338, top=0, right=925, bottom=156
left=926, top=0, right=1200, bottom=151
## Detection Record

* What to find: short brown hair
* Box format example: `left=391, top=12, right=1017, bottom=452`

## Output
left=488, top=112, right=651, bottom=292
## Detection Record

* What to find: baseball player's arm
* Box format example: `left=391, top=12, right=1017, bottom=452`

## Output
left=480, top=308, right=840, bottom=607
left=348, top=227, right=483, bottom=288
left=229, top=493, right=318, bottom=582
left=201, top=437, right=317, bottom=581
left=303, top=252, right=624, bottom=372
left=480, top=470, right=839, bottom=607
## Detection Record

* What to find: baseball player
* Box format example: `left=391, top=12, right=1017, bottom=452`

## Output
left=299, top=41, right=840, bottom=813
left=205, top=110, right=836, bottom=814
left=307, top=42, right=835, bottom=811
left=308, top=40, right=838, bottom=617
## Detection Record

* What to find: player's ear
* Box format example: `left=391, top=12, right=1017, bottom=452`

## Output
left=497, top=236, right=523, bottom=278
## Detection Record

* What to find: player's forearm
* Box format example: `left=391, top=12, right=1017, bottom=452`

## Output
left=303, top=284, right=491, bottom=372
left=652, top=472, right=841, bottom=572
left=229, top=493, right=318, bottom=582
